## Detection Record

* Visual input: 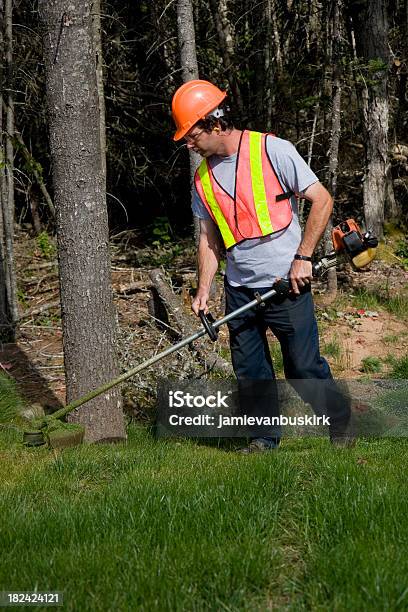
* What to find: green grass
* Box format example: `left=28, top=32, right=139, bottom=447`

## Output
left=351, top=288, right=408, bottom=319
left=383, top=334, right=400, bottom=344
left=1, top=426, right=408, bottom=611
left=269, top=340, right=284, bottom=376
left=317, top=289, right=408, bottom=321
left=386, top=353, right=408, bottom=379
left=321, top=338, right=341, bottom=359
left=361, top=356, right=382, bottom=374
left=0, top=372, right=28, bottom=425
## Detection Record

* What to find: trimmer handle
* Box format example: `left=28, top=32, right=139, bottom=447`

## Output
left=198, top=310, right=218, bottom=342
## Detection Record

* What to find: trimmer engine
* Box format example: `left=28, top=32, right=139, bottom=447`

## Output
left=313, top=218, right=378, bottom=276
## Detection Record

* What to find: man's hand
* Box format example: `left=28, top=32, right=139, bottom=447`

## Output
left=289, top=258, right=313, bottom=295
left=191, top=289, right=210, bottom=315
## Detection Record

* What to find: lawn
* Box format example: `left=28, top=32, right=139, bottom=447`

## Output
left=1, top=424, right=408, bottom=611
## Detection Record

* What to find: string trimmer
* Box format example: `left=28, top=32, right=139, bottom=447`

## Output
left=19, top=218, right=377, bottom=448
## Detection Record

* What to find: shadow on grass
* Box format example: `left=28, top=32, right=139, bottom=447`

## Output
left=0, top=343, right=63, bottom=413
left=149, top=420, right=247, bottom=452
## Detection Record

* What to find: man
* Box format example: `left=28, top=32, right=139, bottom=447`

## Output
left=171, top=80, right=351, bottom=452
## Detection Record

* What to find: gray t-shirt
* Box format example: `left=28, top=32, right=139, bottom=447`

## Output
left=192, top=135, right=319, bottom=287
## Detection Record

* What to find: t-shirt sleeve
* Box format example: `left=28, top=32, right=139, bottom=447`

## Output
left=266, top=136, right=319, bottom=195
left=192, top=185, right=211, bottom=220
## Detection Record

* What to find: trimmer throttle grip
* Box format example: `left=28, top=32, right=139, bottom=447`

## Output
left=198, top=310, right=218, bottom=342
left=273, top=278, right=291, bottom=297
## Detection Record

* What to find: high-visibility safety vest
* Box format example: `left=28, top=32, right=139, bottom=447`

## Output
left=194, top=130, right=294, bottom=249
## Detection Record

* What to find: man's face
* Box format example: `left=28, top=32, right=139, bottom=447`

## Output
left=184, top=126, right=218, bottom=157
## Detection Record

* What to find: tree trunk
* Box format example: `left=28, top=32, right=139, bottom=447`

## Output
left=176, top=0, right=201, bottom=245
left=0, top=0, right=7, bottom=338
left=325, top=0, right=344, bottom=297
left=28, top=185, right=42, bottom=235
left=351, top=0, right=390, bottom=237
left=0, top=138, right=8, bottom=339
left=38, top=0, right=126, bottom=443
left=264, top=0, right=272, bottom=129
left=265, top=0, right=284, bottom=110
left=0, top=0, right=18, bottom=341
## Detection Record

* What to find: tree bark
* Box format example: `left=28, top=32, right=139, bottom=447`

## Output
left=351, top=0, right=390, bottom=237
left=38, top=0, right=126, bottom=443
left=325, top=0, right=344, bottom=297
left=176, top=0, right=201, bottom=244
left=28, top=185, right=42, bottom=235
left=264, top=0, right=275, bottom=130
left=268, top=0, right=283, bottom=77
left=0, top=0, right=18, bottom=341
left=0, top=0, right=7, bottom=338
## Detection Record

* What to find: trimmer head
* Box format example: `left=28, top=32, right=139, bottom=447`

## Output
left=23, top=422, right=85, bottom=449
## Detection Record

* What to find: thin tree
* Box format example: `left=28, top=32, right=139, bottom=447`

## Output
left=0, top=0, right=7, bottom=338
left=264, top=0, right=283, bottom=130
left=38, top=0, right=126, bottom=442
left=350, top=0, right=390, bottom=237
left=0, top=0, right=18, bottom=342
left=176, top=0, right=201, bottom=243
left=324, top=0, right=344, bottom=298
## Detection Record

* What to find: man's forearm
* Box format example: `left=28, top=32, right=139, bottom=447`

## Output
left=191, top=218, right=222, bottom=315
left=197, top=235, right=220, bottom=292
left=297, top=191, right=333, bottom=257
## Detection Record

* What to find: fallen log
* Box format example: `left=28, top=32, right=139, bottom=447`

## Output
left=25, top=261, right=58, bottom=271
left=116, top=281, right=149, bottom=294
left=148, top=268, right=233, bottom=376
left=19, top=300, right=60, bottom=320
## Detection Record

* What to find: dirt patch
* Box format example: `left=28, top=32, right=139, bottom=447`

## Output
left=318, top=309, right=407, bottom=377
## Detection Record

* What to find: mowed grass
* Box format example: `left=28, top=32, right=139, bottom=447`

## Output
left=1, top=426, right=408, bottom=611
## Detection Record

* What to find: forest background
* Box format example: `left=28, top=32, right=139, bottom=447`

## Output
left=3, top=0, right=408, bottom=240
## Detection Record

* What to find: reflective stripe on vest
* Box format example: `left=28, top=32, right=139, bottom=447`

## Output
left=249, top=131, right=274, bottom=235
left=194, top=130, right=293, bottom=249
left=197, top=162, right=236, bottom=249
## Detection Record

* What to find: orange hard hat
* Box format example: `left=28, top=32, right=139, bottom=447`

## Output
left=171, top=80, right=227, bottom=141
